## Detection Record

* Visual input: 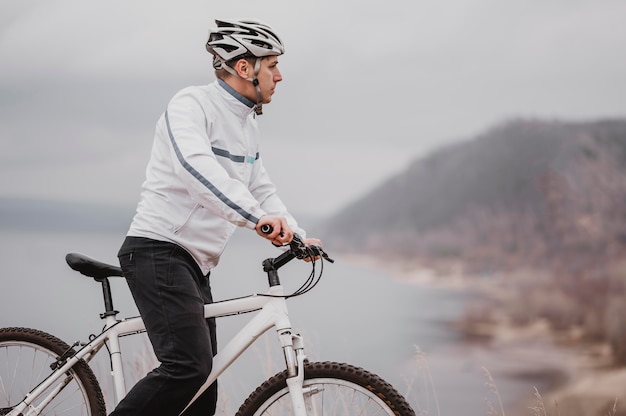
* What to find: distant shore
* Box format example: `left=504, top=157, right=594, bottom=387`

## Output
left=339, top=253, right=626, bottom=416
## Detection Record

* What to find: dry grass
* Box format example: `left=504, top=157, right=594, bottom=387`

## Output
left=529, top=387, right=548, bottom=416
left=478, top=368, right=620, bottom=416
left=406, top=346, right=441, bottom=415
left=483, top=367, right=506, bottom=416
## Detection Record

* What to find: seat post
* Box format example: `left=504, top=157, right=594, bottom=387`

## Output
left=98, top=277, right=118, bottom=318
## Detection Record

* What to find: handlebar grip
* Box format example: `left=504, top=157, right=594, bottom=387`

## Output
left=260, top=224, right=285, bottom=238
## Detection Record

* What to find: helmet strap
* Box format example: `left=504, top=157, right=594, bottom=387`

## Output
left=216, top=57, right=264, bottom=115
left=251, top=58, right=263, bottom=115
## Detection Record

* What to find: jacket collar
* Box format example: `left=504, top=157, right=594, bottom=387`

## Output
left=217, top=79, right=256, bottom=118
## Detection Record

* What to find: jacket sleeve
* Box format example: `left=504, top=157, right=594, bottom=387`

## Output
left=248, top=155, right=307, bottom=238
left=164, top=90, right=266, bottom=230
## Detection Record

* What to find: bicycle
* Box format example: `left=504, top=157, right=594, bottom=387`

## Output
left=0, top=231, right=416, bottom=416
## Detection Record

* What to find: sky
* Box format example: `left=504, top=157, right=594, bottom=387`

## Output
left=1, top=0, right=626, bottom=218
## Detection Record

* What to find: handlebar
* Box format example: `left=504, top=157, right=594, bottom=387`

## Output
left=259, top=224, right=334, bottom=266
left=259, top=224, right=334, bottom=290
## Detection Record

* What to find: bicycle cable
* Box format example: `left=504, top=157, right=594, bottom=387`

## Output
left=260, top=244, right=328, bottom=299
left=210, top=251, right=326, bottom=319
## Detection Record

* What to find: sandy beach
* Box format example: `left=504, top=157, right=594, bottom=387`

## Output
left=538, top=348, right=626, bottom=416
left=341, top=254, right=626, bottom=416
left=481, top=320, right=626, bottom=416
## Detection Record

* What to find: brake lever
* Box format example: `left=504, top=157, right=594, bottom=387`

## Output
left=300, top=244, right=335, bottom=263
left=321, top=252, right=335, bottom=263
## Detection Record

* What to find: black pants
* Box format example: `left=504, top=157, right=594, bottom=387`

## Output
left=110, top=237, right=218, bottom=416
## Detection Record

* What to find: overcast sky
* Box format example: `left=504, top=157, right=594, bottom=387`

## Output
left=2, top=0, right=626, bottom=218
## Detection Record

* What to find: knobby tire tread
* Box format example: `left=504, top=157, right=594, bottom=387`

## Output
left=236, top=361, right=415, bottom=416
left=0, top=326, right=107, bottom=416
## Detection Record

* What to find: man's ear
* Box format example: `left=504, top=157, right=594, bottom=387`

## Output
left=234, top=58, right=250, bottom=79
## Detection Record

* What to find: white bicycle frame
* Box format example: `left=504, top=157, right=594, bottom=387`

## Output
left=8, top=284, right=310, bottom=416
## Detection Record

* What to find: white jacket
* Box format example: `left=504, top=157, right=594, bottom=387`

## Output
left=127, top=79, right=304, bottom=274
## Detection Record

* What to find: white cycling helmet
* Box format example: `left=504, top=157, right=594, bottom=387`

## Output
left=206, top=19, right=284, bottom=115
left=206, top=18, right=285, bottom=61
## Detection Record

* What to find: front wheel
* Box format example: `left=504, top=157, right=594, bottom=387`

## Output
left=236, top=361, right=415, bottom=416
left=0, top=327, right=106, bottom=416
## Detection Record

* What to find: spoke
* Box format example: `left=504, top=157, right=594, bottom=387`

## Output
left=0, top=339, right=94, bottom=416
left=9, top=347, right=20, bottom=404
left=0, top=347, right=8, bottom=403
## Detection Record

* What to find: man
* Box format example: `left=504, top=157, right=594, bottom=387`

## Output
left=111, top=18, right=321, bottom=416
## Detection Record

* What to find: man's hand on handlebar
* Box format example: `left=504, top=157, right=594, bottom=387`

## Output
left=256, top=218, right=326, bottom=262
left=256, top=215, right=294, bottom=246
left=302, top=238, right=323, bottom=262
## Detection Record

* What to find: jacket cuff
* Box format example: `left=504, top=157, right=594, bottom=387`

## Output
left=244, top=208, right=266, bottom=230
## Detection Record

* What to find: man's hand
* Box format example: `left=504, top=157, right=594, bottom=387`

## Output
left=256, top=215, right=294, bottom=246
left=303, top=238, right=323, bottom=262
left=304, top=238, right=322, bottom=246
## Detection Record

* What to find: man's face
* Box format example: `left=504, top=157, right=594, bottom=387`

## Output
left=255, top=56, right=283, bottom=104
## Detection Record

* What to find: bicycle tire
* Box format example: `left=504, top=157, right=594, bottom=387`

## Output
left=236, top=361, right=415, bottom=416
left=0, top=327, right=106, bottom=416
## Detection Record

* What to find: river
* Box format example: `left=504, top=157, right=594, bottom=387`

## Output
left=0, top=228, right=560, bottom=415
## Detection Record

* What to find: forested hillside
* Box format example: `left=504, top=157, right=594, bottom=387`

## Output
left=323, top=118, right=626, bottom=266
left=321, top=118, right=626, bottom=362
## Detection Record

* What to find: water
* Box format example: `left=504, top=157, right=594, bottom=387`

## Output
left=0, top=229, right=556, bottom=415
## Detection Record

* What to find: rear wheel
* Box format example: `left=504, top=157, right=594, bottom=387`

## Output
left=0, top=327, right=106, bottom=415
left=236, top=361, right=415, bottom=416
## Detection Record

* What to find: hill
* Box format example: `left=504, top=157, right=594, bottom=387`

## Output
left=321, top=118, right=626, bottom=268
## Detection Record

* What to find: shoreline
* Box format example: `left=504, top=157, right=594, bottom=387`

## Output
left=339, top=253, right=626, bottom=416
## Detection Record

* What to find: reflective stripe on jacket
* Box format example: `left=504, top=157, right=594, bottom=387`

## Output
left=127, top=79, right=303, bottom=274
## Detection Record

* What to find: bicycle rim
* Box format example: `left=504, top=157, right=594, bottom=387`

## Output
left=257, top=378, right=398, bottom=415
left=237, top=362, right=415, bottom=416
left=0, top=329, right=104, bottom=416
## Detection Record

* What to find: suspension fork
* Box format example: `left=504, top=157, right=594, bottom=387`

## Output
left=279, top=332, right=309, bottom=415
